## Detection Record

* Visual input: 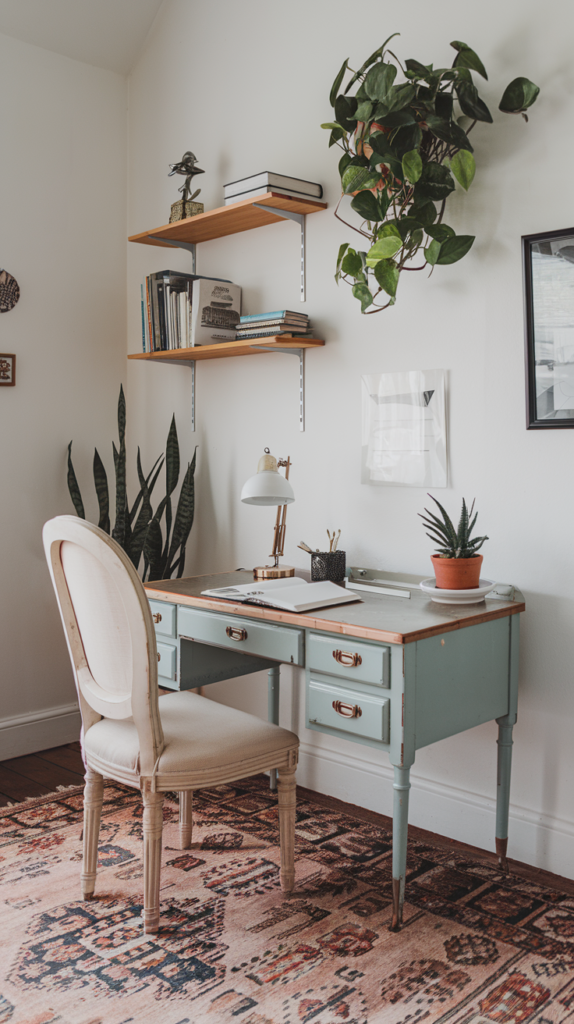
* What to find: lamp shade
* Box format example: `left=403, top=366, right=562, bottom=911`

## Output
left=241, top=471, right=295, bottom=506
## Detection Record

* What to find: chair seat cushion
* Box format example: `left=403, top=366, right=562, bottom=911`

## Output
left=84, top=691, right=298, bottom=785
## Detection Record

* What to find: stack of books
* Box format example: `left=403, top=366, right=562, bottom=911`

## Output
left=141, top=272, right=241, bottom=351
left=235, top=310, right=311, bottom=341
left=223, top=172, right=323, bottom=206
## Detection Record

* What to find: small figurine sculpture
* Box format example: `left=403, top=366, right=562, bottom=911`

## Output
left=168, top=151, right=205, bottom=222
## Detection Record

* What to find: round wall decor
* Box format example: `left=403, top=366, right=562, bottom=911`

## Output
left=0, top=269, right=20, bottom=312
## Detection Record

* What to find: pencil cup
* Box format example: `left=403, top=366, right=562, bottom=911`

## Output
left=311, top=550, right=346, bottom=583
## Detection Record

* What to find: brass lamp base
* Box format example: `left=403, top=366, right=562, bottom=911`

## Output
left=253, top=564, right=295, bottom=580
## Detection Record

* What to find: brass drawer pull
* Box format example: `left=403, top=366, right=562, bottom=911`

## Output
left=333, top=649, right=362, bottom=668
left=226, top=625, right=248, bottom=642
left=332, top=700, right=362, bottom=719
left=153, top=612, right=162, bottom=624
left=157, top=652, right=161, bottom=662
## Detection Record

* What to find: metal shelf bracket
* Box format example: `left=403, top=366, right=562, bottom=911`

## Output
left=252, top=204, right=306, bottom=302
left=148, top=235, right=197, bottom=273
left=142, top=357, right=196, bottom=431
left=250, top=346, right=306, bottom=430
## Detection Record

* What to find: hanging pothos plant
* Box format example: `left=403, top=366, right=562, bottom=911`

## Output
left=322, top=35, right=539, bottom=312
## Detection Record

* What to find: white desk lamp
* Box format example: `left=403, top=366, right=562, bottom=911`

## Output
left=241, top=448, right=295, bottom=580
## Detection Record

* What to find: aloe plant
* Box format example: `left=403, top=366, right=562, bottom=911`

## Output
left=323, top=35, right=539, bottom=312
left=67, top=385, right=196, bottom=581
left=419, top=494, right=488, bottom=558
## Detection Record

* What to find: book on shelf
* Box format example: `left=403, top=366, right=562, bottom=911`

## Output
left=191, top=278, right=242, bottom=346
left=141, top=270, right=234, bottom=352
left=235, top=325, right=312, bottom=340
left=201, top=576, right=361, bottom=613
left=224, top=186, right=322, bottom=206
left=224, top=171, right=323, bottom=200
left=239, top=310, right=309, bottom=324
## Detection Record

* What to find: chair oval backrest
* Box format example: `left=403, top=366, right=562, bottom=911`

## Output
left=43, top=516, right=164, bottom=774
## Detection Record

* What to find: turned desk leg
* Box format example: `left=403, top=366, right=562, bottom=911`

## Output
left=82, top=767, right=103, bottom=900
left=390, top=764, right=411, bottom=932
left=496, top=720, right=514, bottom=873
left=268, top=665, right=280, bottom=790
left=179, top=790, right=192, bottom=849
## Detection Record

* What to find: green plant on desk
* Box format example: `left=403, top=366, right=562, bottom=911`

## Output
left=66, top=385, right=196, bottom=581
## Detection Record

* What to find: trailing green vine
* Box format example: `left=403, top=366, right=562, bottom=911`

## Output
left=322, top=36, right=539, bottom=312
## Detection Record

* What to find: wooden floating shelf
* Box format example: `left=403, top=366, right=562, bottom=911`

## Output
left=128, top=337, right=325, bottom=362
left=128, top=192, right=327, bottom=247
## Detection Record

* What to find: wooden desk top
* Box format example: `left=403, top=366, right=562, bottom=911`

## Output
left=145, top=572, right=525, bottom=646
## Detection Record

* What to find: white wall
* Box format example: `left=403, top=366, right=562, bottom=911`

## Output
left=126, top=0, right=572, bottom=878
left=0, top=34, right=127, bottom=757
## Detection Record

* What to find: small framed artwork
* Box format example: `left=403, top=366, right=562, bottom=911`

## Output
left=0, top=354, right=16, bottom=386
left=523, top=227, right=574, bottom=428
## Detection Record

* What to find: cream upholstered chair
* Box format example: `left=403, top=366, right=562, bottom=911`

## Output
left=43, top=516, right=299, bottom=934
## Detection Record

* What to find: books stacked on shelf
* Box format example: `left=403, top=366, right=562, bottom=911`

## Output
left=235, top=310, right=311, bottom=341
left=141, top=272, right=240, bottom=351
left=142, top=270, right=196, bottom=352
left=223, top=172, right=323, bottom=206
left=191, top=279, right=242, bottom=346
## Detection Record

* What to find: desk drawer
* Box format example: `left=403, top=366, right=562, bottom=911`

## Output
left=157, top=641, right=177, bottom=684
left=178, top=607, right=304, bottom=665
left=308, top=632, right=389, bottom=687
left=149, top=600, right=176, bottom=639
left=308, top=677, right=390, bottom=742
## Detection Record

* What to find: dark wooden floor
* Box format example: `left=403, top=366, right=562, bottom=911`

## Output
left=0, top=742, right=85, bottom=804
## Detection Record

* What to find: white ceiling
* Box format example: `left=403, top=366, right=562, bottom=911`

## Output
left=0, top=0, right=165, bottom=75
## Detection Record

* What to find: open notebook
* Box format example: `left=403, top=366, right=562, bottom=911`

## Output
left=201, top=576, right=362, bottom=613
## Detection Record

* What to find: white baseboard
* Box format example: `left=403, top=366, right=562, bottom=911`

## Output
left=0, top=703, right=81, bottom=760
left=297, top=740, right=574, bottom=881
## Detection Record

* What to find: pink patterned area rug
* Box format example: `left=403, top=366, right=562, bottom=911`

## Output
left=1, top=775, right=573, bottom=1024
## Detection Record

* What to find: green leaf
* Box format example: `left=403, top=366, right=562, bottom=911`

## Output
left=335, top=94, right=358, bottom=131
left=352, top=282, right=373, bottom=312
left=112, top=386, right=127, bottom=548
left=330, top=58, right=348, bottom=107
left=335, top=242, right=349, bottom=283
left=339, top=152, right=352, bottom=178
left=415, top=161, right=455, bottom=200
left=409, top=227, right=423, bottom=249
left=66, top=442, right=85, bottom=519
left=451, top=149, right=476, bottom=190
left=404, top=58, right=430, bottom=79
left=377, top=222, right=402, bottom=239
left=455, top=80, right=493, bottom=122
left=391, top=122, right=422, bottom=157
left=342, top=162, right=381, bottom=194
left=344, top=34, right=400, bottom=94
left=426, top=223, right=455, bottom=242
left=424, top=114, right=473, bottom=152
left=351, top=190, right=381, bottom=221
left=166, top=448, right=197, bottom=575
left=385, top=82, right=416, bottom=112
left=143, top=516, right=164, bottom=582
left=424, top=239, right=442, bottom=265
left=341, top=250, right=363, bottom=276
left=355, top=99, right=374, bottom=122
left=374, top=259, right=399, bottom=296
left=93, top=448, right=110, bottom=533
left=364, top=61, right=397, bottom=103
left=435, top=91, right=454, bottom=120
left=409, top=199, right=437, bottom=226
left=450, top=40, right=488, bottom=80
left=372, top=109, right=415, bottom=128
left=402, top=149, right=423, bottom=184
left=436, top=234, right=475, bottom=264
left=499, top=77, right=540, bottom=113
left=366, top=236, right=402, bottom=265
left=321, top=122, right=342, bottom=130
left=329, top=127, right=345, bottom=147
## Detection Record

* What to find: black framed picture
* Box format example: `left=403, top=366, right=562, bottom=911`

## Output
left=523, top=227, right=574, bottom=428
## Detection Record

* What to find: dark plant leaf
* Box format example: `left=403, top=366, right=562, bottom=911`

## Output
left=335, top=242, right=349, bottom=283
left=424, top=114, right=473, bottom=151
left=374, top=259, right=399, bottom=296
left=143, top=517, right=164, bottom=582
left=436, top=234, right=475, bottom=264
left=409, top=199, right=437, bottom=226
left=351, top=190, right=381, bottom=221
left=341, top=250, right=363, bottom=277
left=335, top=94, right=358, bottom=131
left=330, top=58, right=348, bottom=106
left=391, top=122, right=422, bottom=157
left=130, top=452, right=164, bottom=525
left=426, top=223, right=455, bottom=242
left=405, top=58, right=430, bottom=78
left=167, top=448, right=197, bottom=574
left=165, top=416, right=180, bottom=498
left=344, top=34, right=400, bottom=94
left=415, top=161, right=455, bottom=200
left=112, top=388, right=127, bottom=548
left=392, top=216, right=423, bottom=241
left=355, top=99, right=374, bottom=123
left=329, top=127, right=345, bottom=147
left=93, top=448, right=110, bottom=533
left=67, top=442, right=85, bottom=519
left=385, top=82, right=416, bottom=112
left=455, top=80, right=493, bottom=122
left=364, top=61, right=396, bottom=103
left=450, top=40, right=488, bottom=80
left=339, top=152, right=352, bottom=178
left=435, top=91, right=454, bottom=120
left=499, top=77, right=540, bottom=113
left=352, top=282, right=373, bottom=312
left=372, top=109, right=415, bottom=128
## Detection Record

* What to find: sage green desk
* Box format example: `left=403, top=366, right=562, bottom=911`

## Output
left=144, top=571, right=525, bottom=930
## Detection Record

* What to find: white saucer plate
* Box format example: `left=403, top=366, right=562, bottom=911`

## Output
left=420, top=578, right=497, bottom=605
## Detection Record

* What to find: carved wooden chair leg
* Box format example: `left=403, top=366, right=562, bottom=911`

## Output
left=142, top=785, right=164, bottom=934
left=82, top=767, right=104, bottom=900
left=277, top=766, right=296, bottom=891
left=179, top=790, right=193, bottom=849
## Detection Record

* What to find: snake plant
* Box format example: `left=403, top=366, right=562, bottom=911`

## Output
left=419, top=494, right=488, bottom=558
left=67, top=385, right=196, bottom=581
left=323, top=35, right=539, bottom=312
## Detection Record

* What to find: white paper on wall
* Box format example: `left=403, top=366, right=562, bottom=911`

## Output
left=361, top=369, right=447, bottom=487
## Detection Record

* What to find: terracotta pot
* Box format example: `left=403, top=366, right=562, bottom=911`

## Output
left=431, top=554, right=483, bottom=590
